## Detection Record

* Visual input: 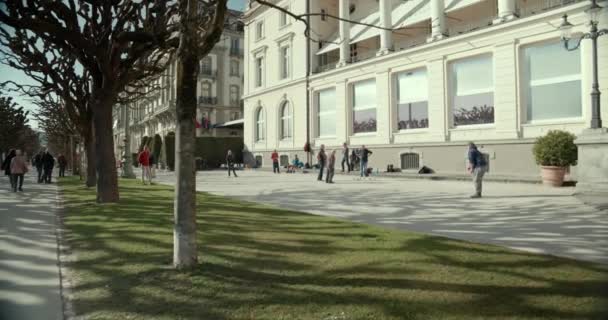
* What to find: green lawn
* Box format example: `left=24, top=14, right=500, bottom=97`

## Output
left=58, top=177, right=608, bottom=320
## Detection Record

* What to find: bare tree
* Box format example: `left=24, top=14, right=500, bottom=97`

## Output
left=0, top=1, right=177, bottom=202
left=171, top=0, right=227, bottom=268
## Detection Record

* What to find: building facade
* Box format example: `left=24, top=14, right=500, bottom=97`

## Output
left=242, top=0, right=608, bottom=177
left=113, top=10, right=245, bottom=166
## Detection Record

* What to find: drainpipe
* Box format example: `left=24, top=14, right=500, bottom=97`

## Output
left=306, top=0, right=312, bottom=166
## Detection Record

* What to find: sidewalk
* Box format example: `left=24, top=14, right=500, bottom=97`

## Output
left=0, top=174, right=63, bottom=320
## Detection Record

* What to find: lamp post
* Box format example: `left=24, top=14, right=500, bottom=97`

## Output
left=559, top=0, right=607, bottom=129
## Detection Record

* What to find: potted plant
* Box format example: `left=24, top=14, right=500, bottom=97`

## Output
left=532, top=130, right=578, bottom=187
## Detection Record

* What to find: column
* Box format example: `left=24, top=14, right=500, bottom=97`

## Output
left=428, top=0, right=446, bottom=42
left=377, top=0, right=393, bottom=56
left=337, top=0, right=350, bottom=67
left=493, top=40, right=520, bottom=139
left=426, top=58, right=448, bottom=142
left=493, top=0, right=517, bottom=24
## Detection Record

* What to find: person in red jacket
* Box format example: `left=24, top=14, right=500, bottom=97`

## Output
left=271, top=150, right=280, bottom=173
left=138, top=146, right=151, bottom=185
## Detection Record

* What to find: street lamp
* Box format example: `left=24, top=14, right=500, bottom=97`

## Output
left=559, top=0, right=607, bottom=129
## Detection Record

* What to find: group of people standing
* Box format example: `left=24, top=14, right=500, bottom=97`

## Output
left=1, top=148, right=67, bottom=193
left=316, top=143, right=373, bottom=183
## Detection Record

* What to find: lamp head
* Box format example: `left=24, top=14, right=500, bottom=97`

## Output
left=585, top=0, right=603, bottom=22
left=559, top=14, right=574, bottom=41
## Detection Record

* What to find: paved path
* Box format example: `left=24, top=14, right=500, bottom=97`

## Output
left=156, top=170, right=608, bottom=265
left=0, top=174, right=63, bottom=320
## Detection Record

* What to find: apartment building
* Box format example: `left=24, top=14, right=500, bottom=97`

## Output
left=113, top=10, right=245, bottom=166
left=242, top=0, right=607, bottom=177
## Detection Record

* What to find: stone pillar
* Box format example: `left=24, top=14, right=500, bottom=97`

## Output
left=493, top=0, right=518, bottom=24
left=377, top=0, right=393, bottom=56
left=337, top=0, right=350, bottom=67
left=575, top=128, right=608, bottom=194
left=428, top=0, right=447, bottom=42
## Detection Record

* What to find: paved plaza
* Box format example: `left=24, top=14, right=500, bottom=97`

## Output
left=156, top=169, right=608, bottom=265
left=0, top=175, right=63, bottom=320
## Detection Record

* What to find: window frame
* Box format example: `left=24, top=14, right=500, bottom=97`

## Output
left=449, top=54, right=495, bottom=128
left=279, top=44, right=291, bottom=80
left=280, top=101, right=293, bottom=140
left=255, top=107, right=265, bottom=142
left=255, top=20, right=265, bottom=41
left=395, top=68, right=430, bottom=131
left=351, top=78, right=378, bottom=134
left=316, top=88, right=337, bottom=138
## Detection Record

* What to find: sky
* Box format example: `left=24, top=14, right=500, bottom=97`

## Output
left=0, top=0, right=247, bottom=130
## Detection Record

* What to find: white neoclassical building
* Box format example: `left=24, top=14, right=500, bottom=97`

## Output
left=242, top=0, right=608, bottom=177
left=113, top=10, right=245, bottom=165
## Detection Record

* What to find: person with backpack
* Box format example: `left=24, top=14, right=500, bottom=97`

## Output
left=316, top=144, right=327, bottom=181
left=138, top=146, right=152, bottom=185
left=467, top=142, right=488, bottom=198
left=9, top=149, right=28, bottom=192
left=359, top=145, right=372, bottom=178
left=42, top=150, right=55, bottom=183
left=226, top=150, right=238, bottom=178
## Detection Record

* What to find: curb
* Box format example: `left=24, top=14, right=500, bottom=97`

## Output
left=53, top=183, right=78, bottom=320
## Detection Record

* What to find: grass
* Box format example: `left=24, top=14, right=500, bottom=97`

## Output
left=58, top=177, right=608, bottom=320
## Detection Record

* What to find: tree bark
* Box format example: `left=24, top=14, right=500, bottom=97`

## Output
left=93, top=101, right=119, bottom=203
left=83, top=123, right=97, bottom=188
left=173, top=0, right=199, bottom=269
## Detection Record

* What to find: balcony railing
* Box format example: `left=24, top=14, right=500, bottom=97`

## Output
left=199, top=68, right=217, bottom=78
left=519, top=0, right=583, bottom=18
left=448, top=16, right=495, bottom=37
left=314, top=61, right=338, bottom=74
left=229, top=47, right=243, bottom=57
left=198, top=96, right=218, bottom=105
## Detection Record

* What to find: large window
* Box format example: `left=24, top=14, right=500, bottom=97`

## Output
left=451, top=55, right=494, bottom=126
left=317, top=88, right=336, bottom=137
left=352, top=79, right=377, bottom=133
left=201, top=57, right=212, bottom=74
left=255, top=55, right=264, bottom=87
left=524, top=41, right=581, bottom=121
left=397, top=69, right=429, bottom=130
left=280, top=101, right=292, bottom=139
left=201, top=81, right=212, bottom=97
left=279, top=5, right=290, bottom=27
left=255, top=107, right=265, bottom=141
left=280, top=45, right=291, bottom=79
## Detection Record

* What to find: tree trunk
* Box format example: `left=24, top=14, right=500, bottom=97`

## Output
left=93, top=102, right=119, bottom=203
left=173, top=0, right=199, bottom=269
left=83, top=125, right=97, bottom=188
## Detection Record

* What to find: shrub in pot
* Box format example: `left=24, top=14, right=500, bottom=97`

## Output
left=532, top=130, right=577, bottom=187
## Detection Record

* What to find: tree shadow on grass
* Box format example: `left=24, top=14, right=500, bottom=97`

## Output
left=58, top=178, right=608, bottom=320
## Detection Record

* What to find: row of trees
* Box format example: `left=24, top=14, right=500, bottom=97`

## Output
left=0, top=0, right=392, bottom=268
left=0, top=96, right=40, bottom=157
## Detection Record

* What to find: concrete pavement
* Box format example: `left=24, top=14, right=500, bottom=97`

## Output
left=0, top=174, right=63, bottom=320
left=156, top=169, right=608, bottom=265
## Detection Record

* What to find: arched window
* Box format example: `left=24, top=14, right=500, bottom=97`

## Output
left=255, top=107, right=265, bottom=142
left=280, top=101, right=292, bottom=139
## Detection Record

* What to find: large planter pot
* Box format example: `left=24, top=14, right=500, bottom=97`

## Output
left=540, top=166, right=567, bottom=187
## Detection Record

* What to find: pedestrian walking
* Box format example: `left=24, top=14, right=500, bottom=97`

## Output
left=138, top=146, right=152, bottom=185
left=149, top=154, right=156, bottom=178
left=360, top=145, right=372, bottom=178
left=350, top=149, right=357, bottom=172
left=317, top=144, right=327, bottom=181
left=271, top=150, right=280, bottom=173
left=42, top=150, right=55, bottom=183
left=58, top=154, right=67, bottom=177
left=33, top=150, right=44, bottom=183
left=341, top=142, right=350, bottom=173
left=467, top=142, right=488, bottom=198
left=2, top=149, right=16, bottom=179
left=226, top=150, right=238, bottom=177
left=326, top=149, right=336, bottom=183
left=9, top=149, right=28, bottom=192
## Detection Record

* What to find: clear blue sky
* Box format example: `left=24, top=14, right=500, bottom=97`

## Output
left=0, top=0, right=247, bottom=129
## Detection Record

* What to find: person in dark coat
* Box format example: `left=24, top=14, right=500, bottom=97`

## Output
left=1, top=149, right=16, bottom=177
left=317, top=144, right=327, bottom=181
left=42, top=150, right=55, bottom=183
left=57, top=154, right=67, bottom=177
left=33, top=150, right=45, bottom=183
left=226, top=150, right=238, bottom=177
